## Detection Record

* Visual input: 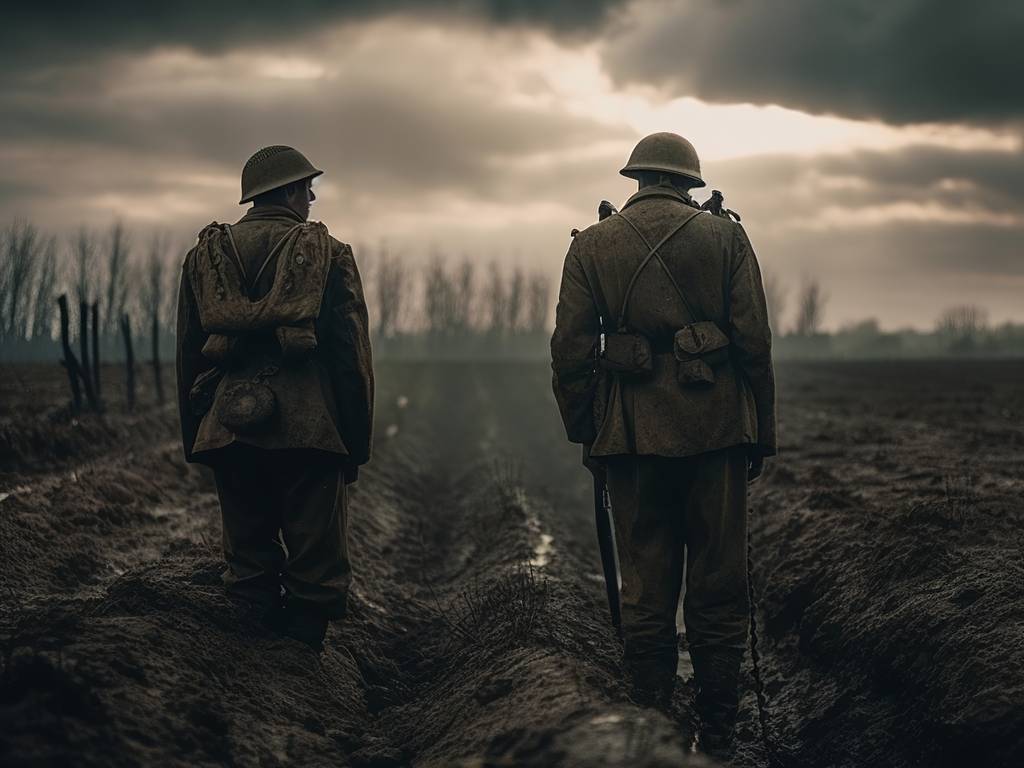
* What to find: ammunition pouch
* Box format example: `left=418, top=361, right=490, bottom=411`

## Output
left=599, top=332, right=653, bottom=376
left=674, top=321, right=730, bottom=387
left=189, top=367, right=224, bottom=417
left=201, top=334, right=236, bottom=363
left=275, top=323, right=318, bottom=363
left=217, top=367, right=279, bottom=434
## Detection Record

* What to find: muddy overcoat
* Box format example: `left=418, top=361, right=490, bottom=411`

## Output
left=176, top=205, right=374, bottom=478
left=550, top=187, right=776, bottom=459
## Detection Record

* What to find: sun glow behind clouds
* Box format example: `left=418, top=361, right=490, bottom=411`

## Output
left=3, top=15, right=1023, bottom=329
left=108, top=20, right=1022, bottom=170
left=532, top=40, right=1021, bottom=161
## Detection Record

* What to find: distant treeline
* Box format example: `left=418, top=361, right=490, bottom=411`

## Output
left=0, top=220, right=178, bottom=363
left=765, top=275, right=1024, bottom=359
left=0, top=219, right=555, bottom=363
left=2, top=218, right=1021, bottom=364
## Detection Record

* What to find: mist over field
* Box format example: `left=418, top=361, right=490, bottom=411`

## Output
left=2, top=4, right=1023, bottom=768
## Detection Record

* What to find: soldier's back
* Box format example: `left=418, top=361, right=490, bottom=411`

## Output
left=569, top=193, right=762, bottom=458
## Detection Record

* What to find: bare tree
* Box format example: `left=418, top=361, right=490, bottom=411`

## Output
left=761, top=269, right=788, bottom=336
left=73, top=227, right=97, bottom=306
left=103, top=222, right=130, bottom=336
left=422, top=255, right=457, bottom=335
left=375, top=246, right=407, bottom=338
left=525, top=273, right=551, bottom=333
left=936, top=305, right=988, bottom=352
left=29, top=236, right=58, bottom=341
left=505, top=267, right=525, bottom=332
left=453, top=259, right=476, bottom=333
left=936, top=305, right=988, bottom=336
left=794, top=277, right=826, bottom=336
left=2, top=220, right=41, bottom=342
left=485, top=261, right=508, bottom=334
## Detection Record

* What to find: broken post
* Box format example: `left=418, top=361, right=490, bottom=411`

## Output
left=121, top=313, right=135, bottom=411
left=151, top=313, right=164, bottom=404
left=78, top=300, right=92, bottom=401
left=69, top=298, right=100, bottom=411
left=91, top=301, right=100, bottom=401
left=57, top=295, right=82, bottom=413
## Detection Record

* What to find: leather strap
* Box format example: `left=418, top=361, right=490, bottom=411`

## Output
left=616, top=209, right=704, bottom=331
left=222, top=223, right=303, bottom=299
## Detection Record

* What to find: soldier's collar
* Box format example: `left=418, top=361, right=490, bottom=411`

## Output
left=237, top=204, right=306, bottom=225
left=621, top=185, right=696, bottom=211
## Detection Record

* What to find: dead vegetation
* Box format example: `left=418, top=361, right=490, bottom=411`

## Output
left=3, top=360, right=1024, bottom=767
left=435, top=565, right=550, bottom=651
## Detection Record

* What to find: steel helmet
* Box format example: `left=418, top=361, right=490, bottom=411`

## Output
left=620, top=132, right=705, bottom=188
left=239, top=145, right=323, bottom=204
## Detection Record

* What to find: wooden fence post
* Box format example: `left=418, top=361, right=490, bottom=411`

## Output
left=91, top=302, right=101, bottom=401
left=78, top=301, right=92, bottom=398
left=151, top=313, right=164, bottom=404
left=58, top=295, right=82, bottom=413
left=121, top=313, right=135, bottom=411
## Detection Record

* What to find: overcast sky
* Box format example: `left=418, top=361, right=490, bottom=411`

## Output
left=2, top=0, right=1022, bottom=330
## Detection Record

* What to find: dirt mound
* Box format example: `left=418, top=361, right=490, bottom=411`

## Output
left=5, top=360, right=1024, bottom=767
left=2, top=362, right=715, bottom=767
left=750, top=361, right=1024, bottom=768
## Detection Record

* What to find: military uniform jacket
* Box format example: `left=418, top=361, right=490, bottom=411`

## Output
left=550, top=186, right=776, bottom=458
left=176, top=205, right=374, bottom=474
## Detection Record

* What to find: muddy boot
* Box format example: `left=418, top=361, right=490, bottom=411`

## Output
left=261, top=599, right=288, bottom=634
left=625, top=655, right=676, bottom=710
left=689, top=647, right=742, bottom=757
left=280, top=600, right=330, bottom=652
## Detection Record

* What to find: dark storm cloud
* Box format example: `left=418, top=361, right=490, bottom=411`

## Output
left=603, top=0, right=1024, bottom=124
left=7, top=0, right=1021, bottom=127
left=708, top=145, right=1024, bottom=221
left=0, top=66, right=629, bottom=202
left=0, top=0, right=621, bottom=74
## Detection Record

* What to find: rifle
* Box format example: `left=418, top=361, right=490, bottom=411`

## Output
left=577, top=199, right=622, bottom=635
left=592, top=468, right=621, bottom=634
left=700, top=189, right=741, bottom=222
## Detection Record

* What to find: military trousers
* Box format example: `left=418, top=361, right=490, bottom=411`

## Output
left=212, top=444, right=351, bottom=619
left=605, top=446, right=750, bottom=696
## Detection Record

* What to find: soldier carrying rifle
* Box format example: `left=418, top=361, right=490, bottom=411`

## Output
left=550, top=132, right=777, bottom=754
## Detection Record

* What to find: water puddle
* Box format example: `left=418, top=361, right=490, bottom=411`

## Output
left=531, top=533, right=554, bottom=568
left=525, top=510, right=556, bottom=568
left=0, top=484, right=33, bottom=502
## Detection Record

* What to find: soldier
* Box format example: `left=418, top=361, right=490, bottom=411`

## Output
left=550, top=133, right=776, bottom=751
left=176, top=145, right=374, bottom=651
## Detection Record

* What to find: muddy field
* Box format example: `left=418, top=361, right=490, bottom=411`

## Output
left=1, top=359, right=1022, bottom=767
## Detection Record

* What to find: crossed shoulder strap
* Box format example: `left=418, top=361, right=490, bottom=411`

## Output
left=616, top=209, right=704, bottom=331
left=222, top=223, right=303, bottom=298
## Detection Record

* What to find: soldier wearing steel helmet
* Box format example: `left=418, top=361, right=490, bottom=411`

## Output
left=550, top=133, right=776, bottom=751
left=176, top=146, right=374, bottom=651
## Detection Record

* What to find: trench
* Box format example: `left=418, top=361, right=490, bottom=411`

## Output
left=2, top=360, right=1023, bottom=767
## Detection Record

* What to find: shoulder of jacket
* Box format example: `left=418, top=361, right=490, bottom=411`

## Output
left=686, top=209, right=745, bottom=242
left=571, top=213, right=624, bottom=246
left=327, top=235, right=354, bottom=262
left=184, top=222, right=223, bottom=268
left=194, top=221, right=223, bottom=243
